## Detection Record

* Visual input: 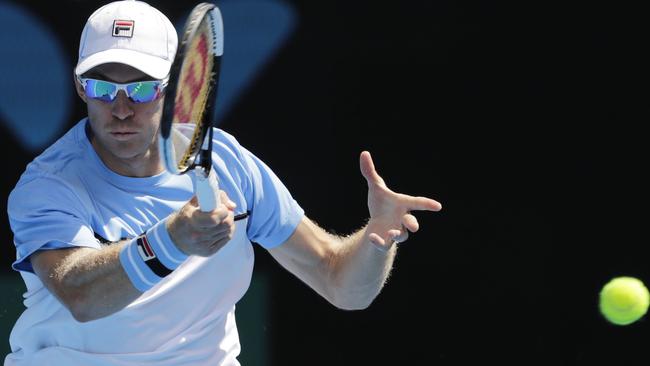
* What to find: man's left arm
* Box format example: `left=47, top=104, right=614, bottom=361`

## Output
left=268, top=151, right=442, bottom=310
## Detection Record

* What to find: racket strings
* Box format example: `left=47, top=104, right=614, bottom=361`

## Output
left=173, top=19, right=216, bottom=171
left=159, top=3, right=222, bottom=175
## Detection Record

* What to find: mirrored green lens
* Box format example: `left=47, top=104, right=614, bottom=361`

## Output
left=127, top=81, right=158, bottom=103
left=85, top=79, right=116, bottom=102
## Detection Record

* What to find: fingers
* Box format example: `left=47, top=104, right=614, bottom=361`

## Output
left=170, top=192, right=238, bottom=257
left=388, top=228, right=407, bottom=243
left=369, top=214, right=417, bottom=249
left=360, top=151, right=442, bottom=212
left=368, top=229, right=407, bottom=253
left=176, top=213, right=236, bottom=257
left=402, top=213, right=419, bottom=233
left=188, top=190, right=237, bottom=227
left=190, top=190, right=236, bottom=210
left=358, top=150, right=441, bottom=253
left=194, top=227, right=234, bottom=255
left=190, top=204, right=232, bottom=228
left=368, top=232, right=389, bottom=250
left=370, top=227, right=406, bottom=244
left=220, top=190, right=237, bottom=210
left=403, top=195, right=442, bottom=212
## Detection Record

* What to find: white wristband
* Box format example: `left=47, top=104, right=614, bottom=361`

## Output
left=119, top=219, right=188, bottom=292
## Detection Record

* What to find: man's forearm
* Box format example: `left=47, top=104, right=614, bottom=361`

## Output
left=329, top=224, right=397, bottom=310
left=34, top=242, right=142, bottom=322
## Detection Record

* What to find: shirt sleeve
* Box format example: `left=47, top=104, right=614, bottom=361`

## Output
left=8, top=174, right=100, bottom=273
left=212, top=130, right=304, bottom=249
left=241, top=147, right=305, bottom=248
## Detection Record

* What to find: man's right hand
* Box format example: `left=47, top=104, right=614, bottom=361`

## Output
left=166, top=190, right=237, bottom=257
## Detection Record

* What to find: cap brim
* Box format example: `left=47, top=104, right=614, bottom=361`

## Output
left=75, top=48, right=171, bottom=80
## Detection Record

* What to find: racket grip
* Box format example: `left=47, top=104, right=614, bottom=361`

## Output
left=195, top=169, right=220, bottom=212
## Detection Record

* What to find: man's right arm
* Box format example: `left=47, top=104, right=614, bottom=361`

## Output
left=30, top=193, right=237, bottom=323
left=31, top=243, right=139, bottom=323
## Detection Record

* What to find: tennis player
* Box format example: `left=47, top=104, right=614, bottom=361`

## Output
left=4, top=1, right=441, bottom=365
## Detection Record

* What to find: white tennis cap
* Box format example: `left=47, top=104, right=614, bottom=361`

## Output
left=75, top=0, right=178, bottom=79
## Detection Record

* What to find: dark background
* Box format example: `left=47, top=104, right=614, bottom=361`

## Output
left=1, top=0, right=648, bottom=365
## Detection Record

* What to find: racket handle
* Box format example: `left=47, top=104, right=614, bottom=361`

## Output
left=195, top=168, right=220, bottom=212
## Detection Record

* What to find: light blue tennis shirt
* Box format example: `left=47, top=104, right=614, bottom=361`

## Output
left=4, top=118, right=304, bottom=366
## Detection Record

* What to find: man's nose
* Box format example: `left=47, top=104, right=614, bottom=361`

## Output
left=111, top=91, right=134, bottom=120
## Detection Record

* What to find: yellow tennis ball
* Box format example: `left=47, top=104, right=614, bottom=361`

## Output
left=599, top=276, right=650, bottom=326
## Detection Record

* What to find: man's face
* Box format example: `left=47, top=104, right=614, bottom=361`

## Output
left=75, top=63, right=165, bottom=176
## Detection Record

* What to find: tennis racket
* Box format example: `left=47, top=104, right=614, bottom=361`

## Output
left=159, top=2, right=224, bottom=212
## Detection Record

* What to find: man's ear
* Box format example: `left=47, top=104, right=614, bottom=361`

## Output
left=73, top=70, right=87, bottom=103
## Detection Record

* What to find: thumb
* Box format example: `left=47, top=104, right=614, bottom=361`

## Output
left=359, top=151, right=384, bottom=187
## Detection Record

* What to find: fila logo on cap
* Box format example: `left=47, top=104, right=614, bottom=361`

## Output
left=113, top=20, right=134, bottom=37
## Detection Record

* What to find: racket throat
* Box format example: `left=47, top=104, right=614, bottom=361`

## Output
left=195, top=127, right=214, bottom=176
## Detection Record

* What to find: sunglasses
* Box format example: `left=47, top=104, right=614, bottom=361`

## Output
left=77, top=77, right=169, bottom=104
